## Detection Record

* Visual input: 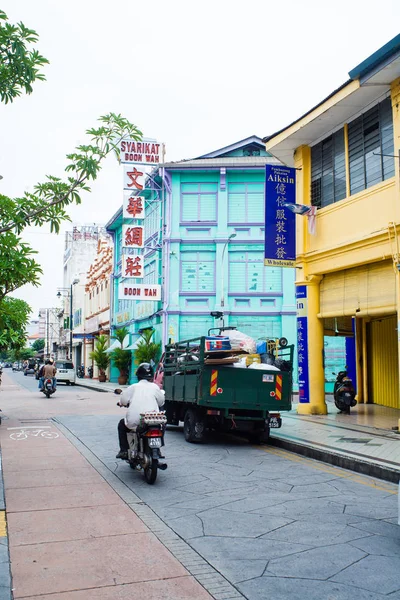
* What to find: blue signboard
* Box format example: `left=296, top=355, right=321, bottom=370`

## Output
left=296, top=285, right=310, bottom=403
left=264, top=165, right=296, bottom=267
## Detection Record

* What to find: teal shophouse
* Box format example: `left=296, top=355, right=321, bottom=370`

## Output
left=106, top=136, right=299, bottom=384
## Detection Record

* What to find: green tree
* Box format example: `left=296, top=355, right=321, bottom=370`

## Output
left=0, top=10, right=48, bottom=104
left=89, top=335, right=110, bottom=381
left=31, top=338, right=45, bottom=352
left=134, top=328, right=161, bottom=365
left=0, top=297, right=31, bottom=352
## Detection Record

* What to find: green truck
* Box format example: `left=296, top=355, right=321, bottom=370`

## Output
left=162, top=336, right=293, bottom=444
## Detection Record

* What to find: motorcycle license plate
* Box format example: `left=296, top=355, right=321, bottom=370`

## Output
left=269, top=417, right=281, bottom=428
left=149, top=438, right=162, bottom=448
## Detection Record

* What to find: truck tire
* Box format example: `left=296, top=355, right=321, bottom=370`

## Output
left=184, top=408, right=205, bottom=443
left=247, top=428, right=270, bottom=445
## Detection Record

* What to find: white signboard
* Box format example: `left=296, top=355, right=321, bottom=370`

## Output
left=118, top=282, right=161, bottom=301
left=120, top=139, right=162, bottom=165
left=123, top=192, right=145, bottom=220
left=122, top=254, right=144, bottom=279
left=122, top=224, right=144, bottom=249
left=123, top=164, right=145, bottom=192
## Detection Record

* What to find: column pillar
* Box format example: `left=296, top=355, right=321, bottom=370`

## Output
left=391, top=78, right=400, bottom=427
left=296, top=275, right=326, bottom=415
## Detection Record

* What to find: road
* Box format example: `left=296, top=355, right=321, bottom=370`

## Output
left=1, top=370, right=399, bottom=600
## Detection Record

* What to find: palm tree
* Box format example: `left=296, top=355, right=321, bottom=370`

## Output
left=110, top=327, right=132, bottom=385
left=134, top=328, right=161, bottom=365
left=89, top=335, right=110, bottom=382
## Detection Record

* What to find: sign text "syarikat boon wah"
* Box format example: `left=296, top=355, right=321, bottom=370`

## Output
left=120, top=140, right=161, bottom=164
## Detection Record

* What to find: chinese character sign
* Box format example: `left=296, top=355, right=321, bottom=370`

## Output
left=123, top=193, right=145, bottom=219
left=122, top=255, right=144, bottom=279
left=296, top=285, right=310, bottom=404
left=264, top=165, right=296, bottom=267
left=120, top=139, right=162, bottom=165
left=122, top=224, right=144, bottom=248
left=123, top=164, right=145, bottom=191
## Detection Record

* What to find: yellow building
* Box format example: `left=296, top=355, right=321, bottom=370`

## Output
left=265, top=35, right=400, bottom=415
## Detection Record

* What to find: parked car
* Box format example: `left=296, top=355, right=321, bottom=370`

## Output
left=24, top=363, right=36, bottom=376
left=55, top=360, right=76, bottom=385
left=4, top=363, right=11, bottom=368
left=12, top=362, right=20, bottom=371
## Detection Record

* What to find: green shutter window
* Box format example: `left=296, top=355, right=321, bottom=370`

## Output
left=181, top=183, right=217, bottom=222
left=229, top=252, right=282, bottom=293
left=228, top=183, right=264, bottom=223
left=181, top=251, right=215, bottom=292
left=311, top=129, right=346, bottom=208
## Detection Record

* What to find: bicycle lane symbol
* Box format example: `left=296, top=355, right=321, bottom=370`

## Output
left=7, top=426, right=59, bottom=441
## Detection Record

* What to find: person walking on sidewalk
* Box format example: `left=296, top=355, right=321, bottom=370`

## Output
left=115, top=362, right=165, bottom=460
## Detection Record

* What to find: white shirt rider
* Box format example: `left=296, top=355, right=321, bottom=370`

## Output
left=119, top=379, right=165, bottom=429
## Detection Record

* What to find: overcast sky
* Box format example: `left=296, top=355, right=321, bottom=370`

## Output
left=1, top=0, right=399, bottom=318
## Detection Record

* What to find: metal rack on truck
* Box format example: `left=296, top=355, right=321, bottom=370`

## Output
left=162, top=336, right=293, bottom=444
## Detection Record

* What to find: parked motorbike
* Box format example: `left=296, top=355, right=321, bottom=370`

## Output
left=87, top=365, right=93, bottom=379
left=333, top=368, right=356, bottom=414
left=77, top=364, right=85, bottom=378
left=41, top=378, right=56, bottom=399
left=116, top=393, right=167, bottom=484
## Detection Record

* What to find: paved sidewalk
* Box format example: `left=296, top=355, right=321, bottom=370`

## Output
left=76, top=379, right=126, bottom=393
left=0, top=416, right=214, bottom=600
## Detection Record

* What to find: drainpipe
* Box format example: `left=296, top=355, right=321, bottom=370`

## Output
left=162, top=168, right=172, bottom=347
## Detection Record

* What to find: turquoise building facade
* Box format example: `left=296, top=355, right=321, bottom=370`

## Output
left=106, top=136, right=297, bottom=383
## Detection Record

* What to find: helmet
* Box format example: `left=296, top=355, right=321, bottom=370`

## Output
left=49, top=358, right=54, bottom=364
left=136, top=362, right=154, bottom=381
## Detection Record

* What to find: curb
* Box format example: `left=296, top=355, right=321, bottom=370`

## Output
left=269, top=436, right=400, bottom=484
left=0, top=450, right=13, bottom=599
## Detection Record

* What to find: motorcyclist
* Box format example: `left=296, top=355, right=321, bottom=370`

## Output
left=116, top=362, right=165, bottom=460
left=39, top=359, right=57, bottom=390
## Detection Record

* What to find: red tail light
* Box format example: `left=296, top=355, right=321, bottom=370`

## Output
left=144, top=429, right=162, bottom=437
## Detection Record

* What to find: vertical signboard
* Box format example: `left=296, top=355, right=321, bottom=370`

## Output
left=264, top=165, right=296, bottom=267
left=296, top=285, right=310, bottom=403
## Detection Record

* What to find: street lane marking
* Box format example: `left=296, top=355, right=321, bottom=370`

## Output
left=7, top=426, right=51, bottom=430
left=0, top=512, right=7, bottom=537
left=259, top=446, right=397, bottom=494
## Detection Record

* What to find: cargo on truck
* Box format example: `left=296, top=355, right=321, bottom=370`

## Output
left=161, top=333, right=293, bottom=444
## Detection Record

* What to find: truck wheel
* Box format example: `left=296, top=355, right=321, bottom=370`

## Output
left=184, top=409, right=205, bottom=443
left=247, top=428, right=270, bottom=445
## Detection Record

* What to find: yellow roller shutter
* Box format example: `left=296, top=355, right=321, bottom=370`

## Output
left=320, top=261, right=396, bottom=317
left=367, top=316, right=399, bottom=408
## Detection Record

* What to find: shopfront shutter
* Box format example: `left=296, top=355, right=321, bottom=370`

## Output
left=320, top=261, right=396, bottom=317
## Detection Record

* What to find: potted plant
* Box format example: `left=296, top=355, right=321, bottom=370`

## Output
left=134, top=328, right=161, bottom=366
left=110, top=327, right=132, bottom=385
left=89, top=335, right=110, bottom=382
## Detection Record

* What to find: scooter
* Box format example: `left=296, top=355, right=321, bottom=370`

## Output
left=77, top=365, right=85, bottom=378
left=116, top=393, right=167, bottom=484
left=41, top=378, right=56, bottom=399
left=87, top=366, right=93, bottom=379
left=333, top=368, right=356, bottom=414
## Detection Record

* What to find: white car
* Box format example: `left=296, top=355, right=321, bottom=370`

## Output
left=55, top=360, right=76, bottom=385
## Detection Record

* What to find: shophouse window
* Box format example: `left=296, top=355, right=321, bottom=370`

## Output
left=181, top=183, right=217, bottom=222
left=228, top=183, right=264, bottom=223
left=144, top=203, right=160, bottom=241
left=144, top=260, right=157, bottom=285
left=311, top=130, right=346, bottom=208
left=181, top=251, right=215, bottom=292
left=228, top=251, right=282, bottom=294
left=348, top=97, right=394, bottom=195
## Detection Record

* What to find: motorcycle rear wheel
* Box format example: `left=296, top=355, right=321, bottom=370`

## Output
left=144, top=458, right=158, bottom=484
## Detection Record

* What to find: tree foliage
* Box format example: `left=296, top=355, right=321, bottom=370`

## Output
left=0, top=297, right=31, bottom=351
left=134, top=328, right=161, bottom=365
left=32, top=338, right=45, bottom=352
left=89, top=335, right=110, bottom=373
left=0, top=113, right=141, bottom=301
left=0, top=10, right=48, bottom=104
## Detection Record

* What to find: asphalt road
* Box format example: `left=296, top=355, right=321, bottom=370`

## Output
left=3, top=368, right=78, bottom=394
left=55, top=412, right=400, bottom=600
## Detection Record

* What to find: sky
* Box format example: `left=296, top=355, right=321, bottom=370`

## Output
left=1, top=0, right=400, bottom=318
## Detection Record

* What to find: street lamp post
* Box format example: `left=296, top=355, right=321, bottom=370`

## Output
left=57, top=278, right=79, bottom=360
left=220, top=233, right=236, bottom=309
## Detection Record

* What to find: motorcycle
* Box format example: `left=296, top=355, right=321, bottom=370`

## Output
left=333, top=368, right=356, bottom=414
left=116, top=394, right=167, bottom=485
left=87, top=365, right=93, bottom=379
left=77, top=365, right=85, bottom=378
left=41, top=377, right=56, bottom=399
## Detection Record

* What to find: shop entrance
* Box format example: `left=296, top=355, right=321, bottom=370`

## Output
left=367, top=315, right=399, bottom=408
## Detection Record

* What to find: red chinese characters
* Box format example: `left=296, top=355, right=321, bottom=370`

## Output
left=123, top=226, right=143, bottom=248
left=127, top=196, right=143, bottom=218
left=126, top=167, right=144, bottom=190
left=123, top=256, right=143, bottom=278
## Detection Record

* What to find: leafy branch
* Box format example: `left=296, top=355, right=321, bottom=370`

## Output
left=0, top=10, right=49, bottom=104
